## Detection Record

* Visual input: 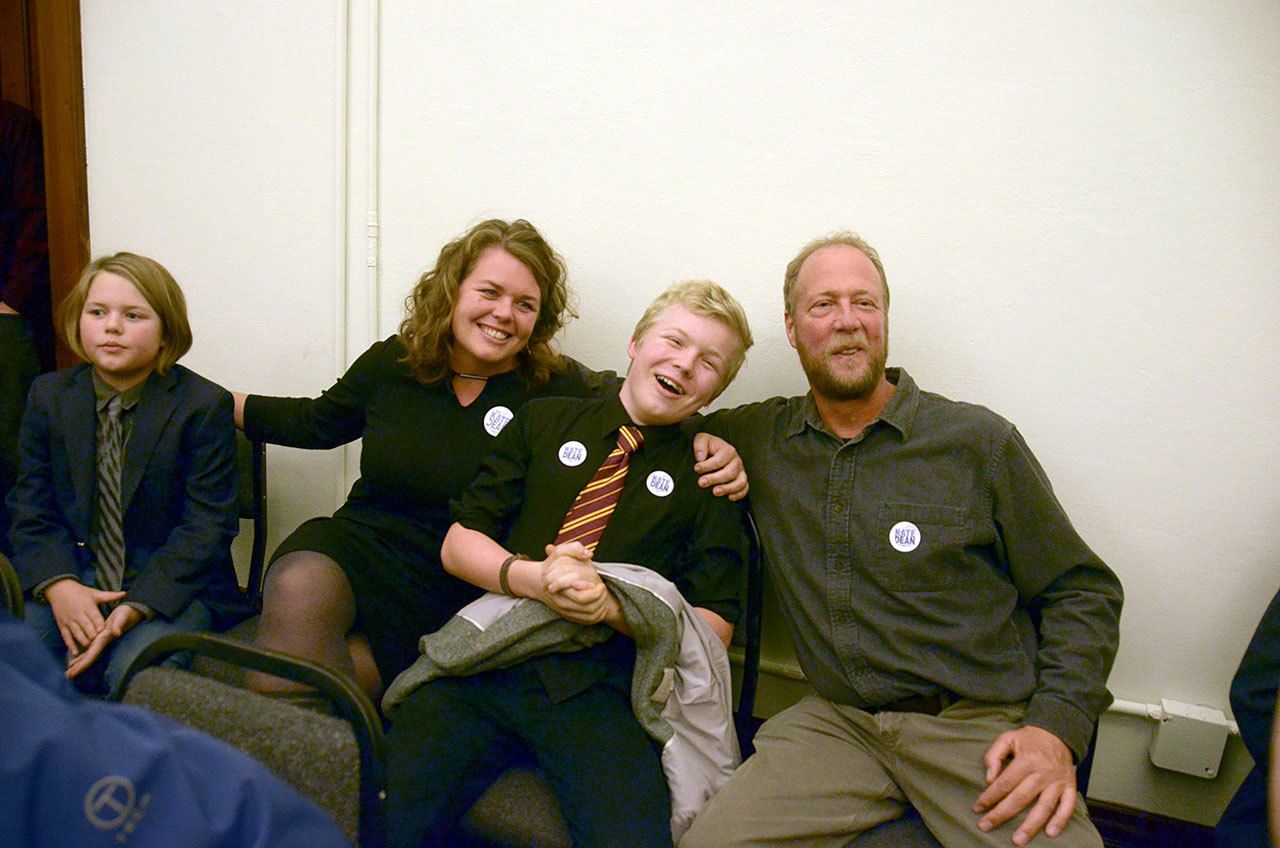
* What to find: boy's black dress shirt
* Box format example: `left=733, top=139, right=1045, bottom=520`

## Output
left=452, top=392, right=746, bottom=701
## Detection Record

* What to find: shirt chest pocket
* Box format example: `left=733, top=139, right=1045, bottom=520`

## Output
left=872, top=502, right=973, bottom=592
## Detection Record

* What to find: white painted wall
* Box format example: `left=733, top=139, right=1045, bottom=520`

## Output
left=80, top=1, right=351, bottom=560
left=80, top=0, right=1280, bottom=824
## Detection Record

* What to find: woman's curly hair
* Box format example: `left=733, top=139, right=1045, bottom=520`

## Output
left=398, top=219, right=576, bottom=386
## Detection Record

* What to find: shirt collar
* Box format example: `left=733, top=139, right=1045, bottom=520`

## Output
left=91, top=371, right=147, bottom=413
left=786, top=367, right=920, bottom=441
left=599, top=392, right=682, bottom=448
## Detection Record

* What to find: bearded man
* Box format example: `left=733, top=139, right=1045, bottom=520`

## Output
left=682, top=232, right=1123, bottom=848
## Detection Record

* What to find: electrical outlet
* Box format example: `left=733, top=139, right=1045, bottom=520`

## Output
left=1148, top=699, right=1230, bottom=779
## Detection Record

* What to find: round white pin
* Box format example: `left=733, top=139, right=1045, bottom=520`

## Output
left=483, top=406, right=514, bottom=437
left=558, top=440, right=588, bottom=467
left=889, top=521, right=921, bottom=552
left=646, top=470, right=675, bottom=497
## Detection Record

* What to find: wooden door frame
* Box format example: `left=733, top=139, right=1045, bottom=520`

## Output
left=32, top=0, right=89, bottom=368
left=0, top=0, right=37, bottom=107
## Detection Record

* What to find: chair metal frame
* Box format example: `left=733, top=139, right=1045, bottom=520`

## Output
left=116, top=631, right=386, bottom=848
left=732, top=511, right=764, bottom=753
left=235, top=432, right=269, bottom=609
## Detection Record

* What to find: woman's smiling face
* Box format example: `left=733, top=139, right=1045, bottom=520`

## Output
left=449, top=245, right=542, bottom=376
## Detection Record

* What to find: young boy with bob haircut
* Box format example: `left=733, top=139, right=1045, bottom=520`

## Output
left=10, top=253, right=244, bottom=696
left=383, top=279, right=753, bottom=848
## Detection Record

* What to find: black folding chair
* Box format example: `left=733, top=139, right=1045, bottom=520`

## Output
left=115, top=631, right=385, bottom=847
left=235, top=431, right=269, bottom=609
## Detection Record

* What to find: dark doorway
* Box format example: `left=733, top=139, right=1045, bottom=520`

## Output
left=1, top=0, right=89, bottom=368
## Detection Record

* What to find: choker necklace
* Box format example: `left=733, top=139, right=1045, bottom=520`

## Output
left=453, top=372, right=490, bottom=381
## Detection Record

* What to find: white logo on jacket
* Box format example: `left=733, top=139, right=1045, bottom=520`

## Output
left=84, top=775, right=135, bottom=830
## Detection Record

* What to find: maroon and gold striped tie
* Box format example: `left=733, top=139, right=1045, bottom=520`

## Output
left=553, top=425, right=644, bottom=552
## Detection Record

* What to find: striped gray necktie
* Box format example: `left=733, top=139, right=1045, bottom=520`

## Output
left=94, top=395, right=126, bottom=591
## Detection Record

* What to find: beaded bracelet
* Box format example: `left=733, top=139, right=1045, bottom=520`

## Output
left=498, top=552, right=524, bottom=597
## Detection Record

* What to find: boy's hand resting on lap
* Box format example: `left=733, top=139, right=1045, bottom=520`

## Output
left=44, top=577, right=127, bottom=655
left=65, top=603, right=143, bottom=679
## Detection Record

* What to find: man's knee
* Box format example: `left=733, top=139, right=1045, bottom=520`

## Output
left=679, top=816, right=717, bottom=848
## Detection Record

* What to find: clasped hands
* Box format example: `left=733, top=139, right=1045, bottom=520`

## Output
left=532, top=542, right=620, bottom=627
left=44, top=577, right=143, bottom=679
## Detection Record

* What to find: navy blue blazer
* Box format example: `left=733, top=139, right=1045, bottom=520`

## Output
left=7, top=363, right=246, bottom=625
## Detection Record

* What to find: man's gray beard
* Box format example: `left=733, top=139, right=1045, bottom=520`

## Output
left=797, top=341, right=887, bottom=401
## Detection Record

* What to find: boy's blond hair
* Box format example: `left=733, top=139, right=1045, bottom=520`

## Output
left=631, top=279, right=753, bottom=394
left=60, top=252, right=192, bottom=374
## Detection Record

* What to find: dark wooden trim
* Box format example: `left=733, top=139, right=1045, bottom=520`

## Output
left=32, top=0, right=88, bottom=368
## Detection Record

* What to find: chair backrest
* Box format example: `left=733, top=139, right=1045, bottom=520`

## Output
left=125, top=666, right=363, bottom=837
left=733, top=511, right=764, bottom=747
left=0, top=550, right=23, bottom=618
left=115, top=632, right=384, bottom=848
left=235, top=431, right=268, bottom=609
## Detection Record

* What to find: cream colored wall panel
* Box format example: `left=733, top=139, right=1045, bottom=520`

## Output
left=81, top=1, right=350, bottom=553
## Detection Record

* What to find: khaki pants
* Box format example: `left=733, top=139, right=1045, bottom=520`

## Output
left=680, top=694, right=1102, bottom=848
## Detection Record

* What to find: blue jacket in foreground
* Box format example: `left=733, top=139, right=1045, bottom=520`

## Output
left=0, top=610, right=351, bottom=848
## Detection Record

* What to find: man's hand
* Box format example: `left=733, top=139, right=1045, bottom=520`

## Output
left=975, top=725, right=1077, bottom=844
left=65, top=603, right=143, bottom=679
left=693, top=433, right=748, bottom=501
left=44, top=578, right=127, bottom=654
